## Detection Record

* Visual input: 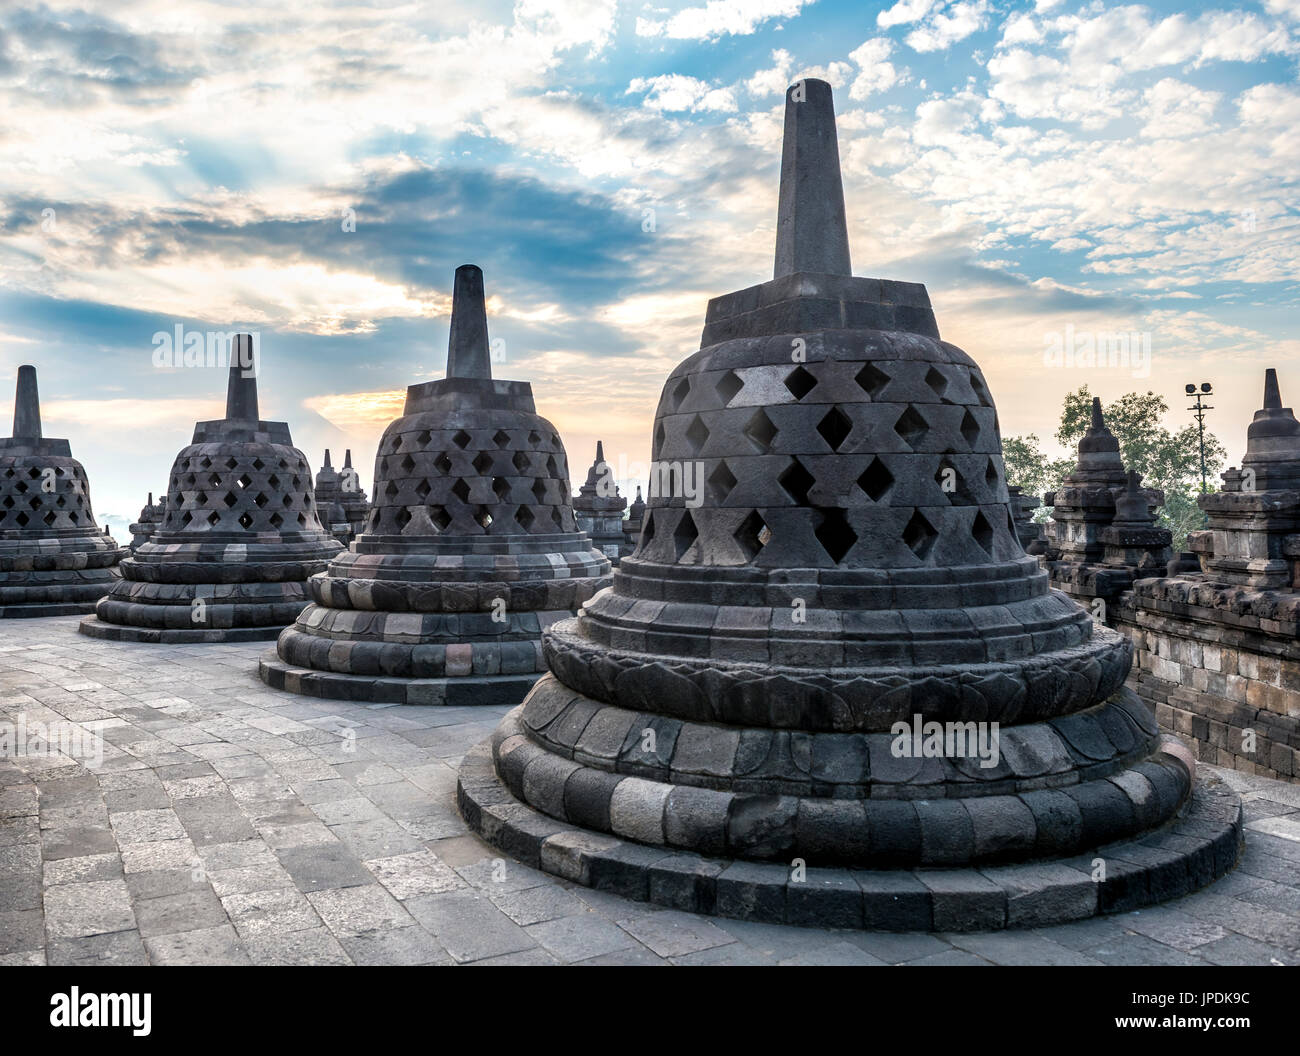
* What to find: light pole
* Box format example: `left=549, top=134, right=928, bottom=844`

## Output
left=1185, top=382, right=1213, bottom=493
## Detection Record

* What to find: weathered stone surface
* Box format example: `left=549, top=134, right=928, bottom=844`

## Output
left=260, top=265, right=612, bottom=705
left=0, top=366, right=126, bottom=617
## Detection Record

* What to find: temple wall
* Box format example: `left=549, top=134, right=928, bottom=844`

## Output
left=1112, top=594, right=1300, bottom=782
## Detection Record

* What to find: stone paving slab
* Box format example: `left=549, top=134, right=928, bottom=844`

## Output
left=1, top=616, right=1298, bottom=965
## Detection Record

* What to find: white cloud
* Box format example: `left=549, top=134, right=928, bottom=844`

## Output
left=636, top=0, right=814, bottom=41
left=1141, top=79, right=1222, bottom=139
left=906, top=1, right=990, bottom=53
left=878, top=0, right=938, bottom=29
left=627, top=74, right=738, bottom=112
left=848, top=38, right=901, bottom=100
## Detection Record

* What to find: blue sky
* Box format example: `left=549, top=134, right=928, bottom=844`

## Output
left=1, top=0, right=1298, bottom=536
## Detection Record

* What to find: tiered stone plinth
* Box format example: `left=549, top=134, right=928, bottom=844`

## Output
left=0, top=366, right=125, bottom=617
left=573, top=441, right=630, bottom=563
left=259, top=265, right=612, bottom=705
left=1046, top=401, right=1170, bottom=612
left=80, top=337, right=342, bottom=642
left=459, top=79, right=1240, bottom=929
left=1119, top=370, right=1300, bottom=781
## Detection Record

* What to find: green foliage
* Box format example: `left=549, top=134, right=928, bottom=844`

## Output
left=1006, top=386, right=1228, bottom=550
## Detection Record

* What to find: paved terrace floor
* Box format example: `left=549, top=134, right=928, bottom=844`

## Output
left=0, top=615, right=1297, bottom=967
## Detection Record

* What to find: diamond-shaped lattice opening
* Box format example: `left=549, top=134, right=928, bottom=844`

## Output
left=269, top=512, right=283, bottom=528
left=858, top=457, right=893, bottom=501
left=817, top=406, right=852, bottom=452
left=716, top=371, right=743, bottom=406
left=492, top=477, right=510, bottom=500
left=225, top=457, right=238, bottom=470
left=815, top=507, right=857, bottom=564
left=546, top=455, right=560, bottom=478
left=893, top=406, right=929, bottom=450
left=936, top=461, right=974, bottom=505
left=415, top=479, right=431, bottom=499
left=515, top=505, right=535, bottom=531
left=222, top=492, right=238, bottom=508
left=685, top=415, right=710, bottom=455
left=55, top=495, right=66, bottom=508
left=282, top=494, right=294, bottom=508
left=528, top=430, right=542, bottom=448
left=27, top=496, right=41, bottom=510
left=252, top=458, right=265, bottom=471
left=671, top=376, right=691, bottom=410
left=431, top=506, right=451, bottom=531
left=475, top=506, right=493, bottom=529
left=551, top=507, right=564, bottom=529
left=452, top=430, right=472, bottom=449
left=199, top=457, right=212, bottom=469
left=292, top=476, right=302, bottom=488
left=253, top=492, right=269, bottom=508
left=673, top=511, right=698, bottom=561
left=390, top=435, right=403, bottom=453
left=26, top=467, right=40, bottom=479
left=384, top=481, right=400, bottom=498
left=778, top=457, right=815, bottom=505
left=394, top=508, right=411, bottom=530
left=297, top=513, right=307, bottom=526
left=960, top=410, right=980, bottom=447
left=239, top=512, right=254, bottom=529
left=180, top=511, right=193, bottom=525
left=69, top=512, right=79, bottom=524
left=472, top=452, right=493, bottom=475
left=707, top=461, right=737, bottom=504
left=971, top=511, right=994, bottom=555
left=400, top=454, right=416, bottom=474
left=785, top=366, right=817, bottom=401
left=902, top=509, right=938, bottom=561
left=451, top=479, right=471, bottom=504
left=531, top=478, right=548, bottom=504
left=743, top=409, right=777, bottom=453
left=985, top=458, right=999, bottom=489
left=267, top=474, right=280, bottom=489
left=654, top=421, right=666, bottom=452
left=512, top=451, right=530, bottom=474
left=208, top=473, right=223, bottom=488
left=734, top=510, right=770, bottom=562
left=855, top=362, right=890, bottom=399
left=924, top=366, right=949, bottom=399
left=14, top=512, right=28, bottom=527
left=206, top=511, right=221, bottom=526
left=237, top=473, right=252, bottom=489
left=0, top=496, right=11, bottom=509
left=641, top=511, right=655, bottom=546
left=42, top=511, right=56, bottom=526
left=969, top=372, right=993, bottom=407
left=434, top=453, right=453, bottom=475
left=493, top=429, right=511, bottom=449
left=11, top=482, right=23, bottom=494
left=416, top=430, right=432, bottom=447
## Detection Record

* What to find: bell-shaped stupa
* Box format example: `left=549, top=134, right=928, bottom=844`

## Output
left=259, top=265, right=613, bottom=705
left=80, top=336, right=343, bottom=641
left=458, top=80, right=1241, bottom=931
left=0, top=366, right=125, bottom=617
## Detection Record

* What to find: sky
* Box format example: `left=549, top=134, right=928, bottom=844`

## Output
left=1, top=0, right=1298, bottom=538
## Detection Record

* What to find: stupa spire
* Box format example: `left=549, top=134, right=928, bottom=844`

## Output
left=323, top=448, right=333, bottom=469
left=774, top=78, right=852, bottom=279
left=13, top=365, right=41, bottom=439
left=1263, top=367, right=1282, bottom=410
left=224, top=334, right=260, bottom=421
left=344, top=449, right=353, bottom=469
left=446, top=264, right=492, bottom=380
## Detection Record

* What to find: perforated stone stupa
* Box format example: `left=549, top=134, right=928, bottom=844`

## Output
left=0, top=366, right=125, bottom=617
left=313, top=449, right=369, bottom=547
left=573, top=441, right=631, bottom=562
left=80, top=336, right=343, bottom=642
left=128, top=491, right=165, bottom=551
left=258, top=265, right=613, bottom=706
left=458, top=80, right=1241, bottom=931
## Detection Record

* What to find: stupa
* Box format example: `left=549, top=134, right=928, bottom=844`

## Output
left=572, top=441, right=630, bottom=562
left=0, top=366, right=125, bottom=617
left=128, top=491, right=165, bottom=550
left=313, top=450, right=353, bottom=546
left=258, top=265, right=613, bottom=706
left=80, top=335, right=343, bottom=642
left=337, top=449, right=370, bottom=540
left=458, top=80, right=1241, bottom=931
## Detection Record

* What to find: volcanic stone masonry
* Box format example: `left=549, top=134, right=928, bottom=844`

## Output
left=0, top=365, right=126, bottom=617
left=1114, top=369, right=1300, bottom=782
left=79, top=335, right=343, bottom=642
left=457, top=79, right=1242, bottom=932
left=314, top=448, right=370, bottom=547
left=1043, top=398, right=1171, bottom=614
left=572, top=440, right=633, bottom=563
left=258, top=264, right=613, bottom=706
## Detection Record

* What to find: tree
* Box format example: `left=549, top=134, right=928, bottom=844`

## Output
left=1006, top=386, right=1227, bottom=550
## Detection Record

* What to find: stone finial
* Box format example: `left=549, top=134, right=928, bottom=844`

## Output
left=596, top=440, right=605, bottom=464
left=774, top=79, right=852, bottom=279
left=323, top=449, right=333, bottom=469
left=446, top=264, right=492, bottom=381
left=13, top=365, right=41, bottom=439
left=344, top=449, right=353, bottom=469
left=1264, top=367, right=1282, bottom=411
left=224, top=334, right=260, bottom=421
